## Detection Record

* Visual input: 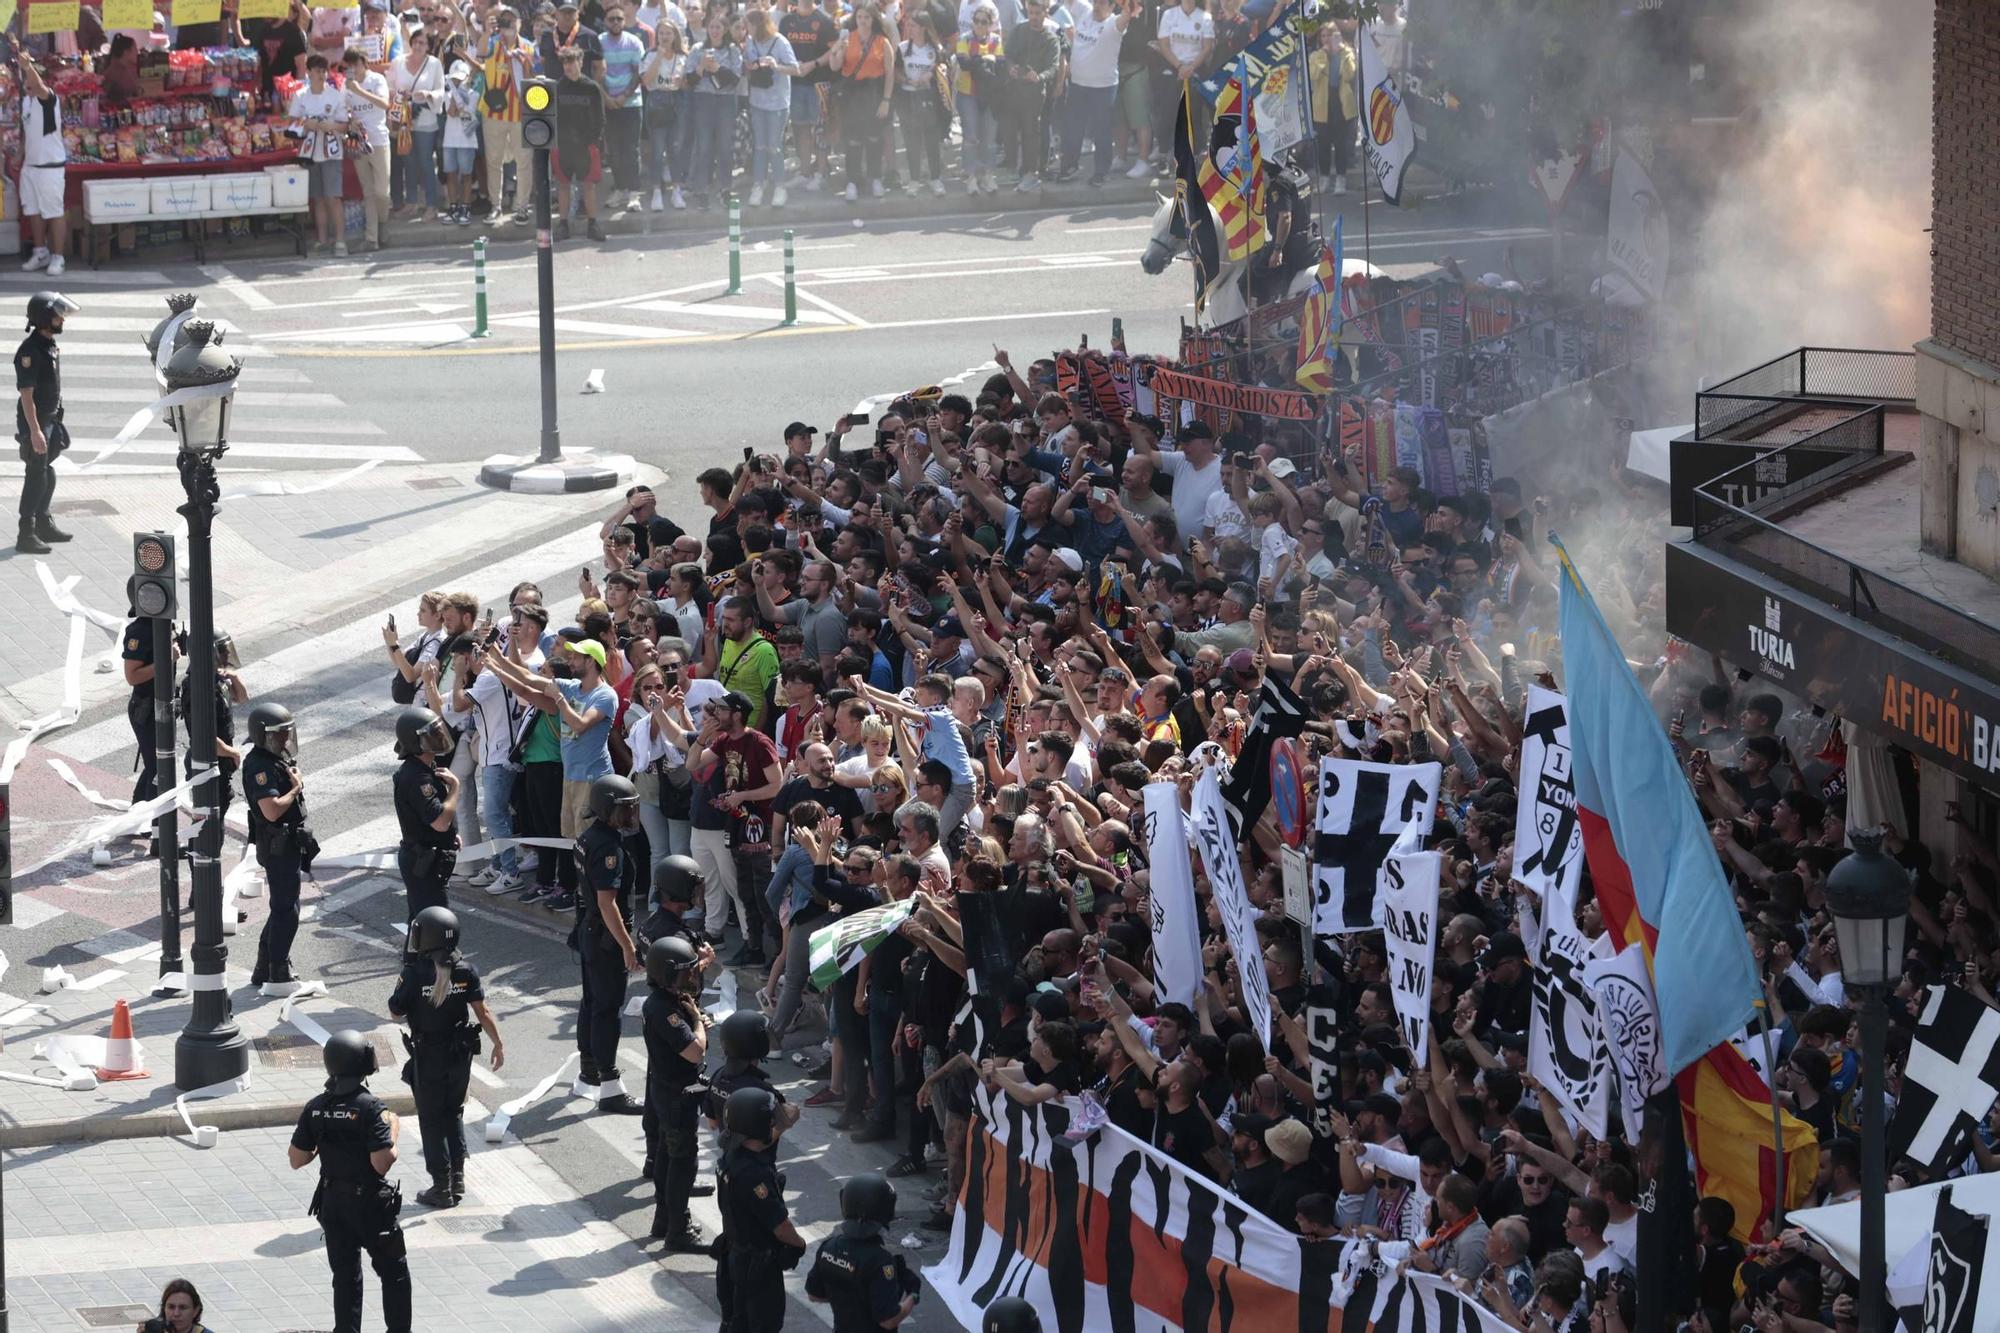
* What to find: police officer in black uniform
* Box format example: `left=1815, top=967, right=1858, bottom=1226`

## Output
left=717, top=1086, right=808, bottom=1333
left=288, top=1029, right=413, bottom=1333
left=389, top=906, right=503, bottom=1209
left=806, top=1171, right=921, bottom=1331
left=391, top=706, right=459, bottom=921
left=243, top=702, right=312, bottom=991
left=1249, top=160, right=1319, bottom=306
left=642, top=933, right=709, bottom=1250
left=704, top=1010, right=793, bottom=1152
left=640, top=854, right=712, bottom=1183
left=120, top=577, right=168, bottom=813
left=982, top=1296, right=1044, bottom=1333
left=14, top=289, right=76, bottom=555
left=576, top=774, right=646, bottom=1114
left=184, top=630, right=248, bottom=822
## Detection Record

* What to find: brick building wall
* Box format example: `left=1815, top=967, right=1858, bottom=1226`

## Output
left=1933, top=0, right=2000, bottom=369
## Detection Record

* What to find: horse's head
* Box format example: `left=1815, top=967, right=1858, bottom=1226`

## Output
left=1139, top=191, right=1179, bottom=275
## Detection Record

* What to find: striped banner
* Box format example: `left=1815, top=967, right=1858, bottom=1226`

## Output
left=806, top=900, right=913, bottom=989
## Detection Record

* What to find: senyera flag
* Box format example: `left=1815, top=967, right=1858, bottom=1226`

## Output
left=1295, top=214, right=1343, bottom=393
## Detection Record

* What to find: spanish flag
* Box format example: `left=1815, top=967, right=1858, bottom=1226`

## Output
left=1295, top=215, right=1343, bottom=393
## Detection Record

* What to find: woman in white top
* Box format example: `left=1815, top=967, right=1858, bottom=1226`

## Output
left=895, top=10, right=945, bottom=192
left=638, top=20, right=691, bottom=209
left=388, top=29, right=444, bottom=221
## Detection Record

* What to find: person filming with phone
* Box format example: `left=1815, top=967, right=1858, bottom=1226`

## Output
left=136, top=1279, right=213, bottom=1333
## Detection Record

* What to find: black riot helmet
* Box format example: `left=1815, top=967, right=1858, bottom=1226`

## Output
left=26, top=290, right=78, bottom=332
left=588, top=774, right=640, bottom=827
left=394, top=705, right=454, bottom=760
left=982, top=1297, right=1043, bottom=1333
left=840, top=1171, right=897, bottom=1228
left=718, top=1009, right=770, bottom=1064
left=324, top=1029, right=378, bottom=1092
left=212, top=630, right=239, bottom=671
left=246, top=701, right=297, bottom=757
left=646, top=935, right=701, bottom=992
left=408, top=906, right=460, bottom=958
left=652, top=854, right=704, bottom=905
left=723, top=1085, right=780, bottom=1142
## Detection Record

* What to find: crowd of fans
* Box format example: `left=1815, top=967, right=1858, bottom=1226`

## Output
left=400, top=332, right=1991, bottom=1333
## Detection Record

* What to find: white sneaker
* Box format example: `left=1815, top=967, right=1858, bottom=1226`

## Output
left=484, top=871, right=522, bottom=896
left=20, top=248, right=47, bottom=272
left=1333, top=174, right=1347, bottom=196
left=747, top=184, right=765, bottom=207
left=771, top=185, right=787, bottom=207
left=650, top=187, right=664, bottom=212
left=467, top=866, right=500, bottom=888
left=982, top=173, right=999, bottom=193
left=929, top=178, right=945, bottom=195
left=1125, top=160, right=1152, bottom=180
left=45, top=254, right=64, bottom=276
left=844, top=182, right=859, bottom=202
left=333, top=241, right=349, bottom=257
left=1015, top=173, right=1038, bottom=192
left=868, top=179, right=884, bottom=198
left=671, top=186, right=687, bottom=209
left=965, top=176, right=981, bottom=195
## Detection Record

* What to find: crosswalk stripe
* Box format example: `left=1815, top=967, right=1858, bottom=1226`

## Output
left=495, top=316, right=701, bottom=339
left=60, top=340, right=269, bottom=358
left=65, top=437, right=422, bottom=464
left=61, top=362, right=314, bottom=384
left=63, top=386, right=345, bottom=407
left=64, top=411, right=388, bottom=436
left=63, top=315, right=246, bottom=334
left=0, top=269, right=173, bottom=286
left=624, top=299, right=841, bottom=325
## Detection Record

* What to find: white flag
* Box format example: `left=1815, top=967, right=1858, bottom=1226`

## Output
left=1356, top=20, right=1419, bottom=206
left=1379, top=839, right=1439, bottom=1059
left=1606, top=145, right=1669, bottom=304
left=1514, top=686, right=1584, bottom=916
left=1144, top=781, right=1203, bottom=1009
left=1527, top=901, right=1613, bottom=1141
left=1311, top=758, right=1439, bottom=937
left=1582, top=945, right=1671, bottom=1140
left=1193, top=766, right=1273, bottom=1049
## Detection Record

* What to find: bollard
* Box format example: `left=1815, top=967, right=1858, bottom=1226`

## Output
left=725, top=194, right=742, bottom=295
left=782, top=229, right=797, bottom=327
left=472, top=235, right=490, bottom=339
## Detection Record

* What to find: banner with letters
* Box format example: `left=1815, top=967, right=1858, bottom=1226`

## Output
left=1311, top=758, right=1440, bottom=936
left=1194, top=766, right=1274, bottom=1047
left=1380, top=844, right=1440, bottom=1057
left=1515, top=685, right=1584, bottom=914
left=1193, top=0, right=1311, bottom=156
left=1144, top=365, right=1321, bottom=421
left=1144, top=782, right=1203, bottom=1009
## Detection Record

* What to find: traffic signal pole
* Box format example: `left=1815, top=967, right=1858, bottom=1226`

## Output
left=521, top=79, right=561, bottom=467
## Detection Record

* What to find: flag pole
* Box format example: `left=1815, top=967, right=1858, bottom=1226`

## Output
left=1753, top=993, right=1789, bottom=1233
left=1356, top=23, right=1371, bottom=272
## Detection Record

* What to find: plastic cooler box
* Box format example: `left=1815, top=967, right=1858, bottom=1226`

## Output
left=149, top=177, right=211, bottom=216
left=83, top=178, right=152, bottom=223
left=210, top=173, right=274, bottom=212
left=265, top=164, right=308, bottom=209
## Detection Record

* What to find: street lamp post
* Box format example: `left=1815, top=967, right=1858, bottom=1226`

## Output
left=1825, top=827, right=1910, bottom=1333
left=160, top=318, right=252, bottom=1092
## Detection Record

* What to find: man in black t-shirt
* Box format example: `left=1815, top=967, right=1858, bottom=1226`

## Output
left=1152, top=1060, right=1222, bottom=1179
left=775, top=742, right=863, bottom=841
left=1089, top=1021, right=1151, bottom=1139
left=778, top=0, right=837, bottom=184
left=551, top=45, right=606, bottom=241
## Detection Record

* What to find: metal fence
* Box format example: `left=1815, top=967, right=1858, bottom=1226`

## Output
left=1695, top=347, right=1916, bottom=439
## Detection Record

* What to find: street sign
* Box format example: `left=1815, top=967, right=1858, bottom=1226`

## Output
left=1281, top=844, right=1311, bottom=928
left=1271, top=736, right=1306, bottom=846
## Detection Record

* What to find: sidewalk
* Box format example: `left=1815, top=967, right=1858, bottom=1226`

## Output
left=0, top=458, right=657, bottom=733
left=0, top=1125, right=682, bottom=1332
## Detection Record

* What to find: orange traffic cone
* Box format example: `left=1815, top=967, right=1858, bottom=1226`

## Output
left=95, top=999, right=148, bottom=1081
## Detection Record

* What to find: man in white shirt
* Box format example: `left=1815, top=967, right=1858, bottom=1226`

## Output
left=1567, top=1197, right=1631, bottom=1286
left=289, top=54, right=351, bottom=255
left=340, top=47, right=394, bottom=251
left=14, top=51, right=66, bottom=277
left=1152, top=0, right=1210, bottom=79
left=1056, top=0, right=1129, bottom=184
left=461, top=630, right=535, bottom=895
left=1140, top=420, right=1222, bottom=546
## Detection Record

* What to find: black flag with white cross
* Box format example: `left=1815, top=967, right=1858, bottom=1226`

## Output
left=1309, top=758, right=1439, bottom=935
left=1889, top=984, right=2000, bottom=1175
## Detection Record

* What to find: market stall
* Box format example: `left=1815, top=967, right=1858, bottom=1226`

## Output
left=0, top=43, right=312, bottom=262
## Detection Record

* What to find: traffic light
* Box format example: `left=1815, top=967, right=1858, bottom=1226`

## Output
left=522, top=78, right=556, bottom=151
left=132, top=530, right=176, bottom=620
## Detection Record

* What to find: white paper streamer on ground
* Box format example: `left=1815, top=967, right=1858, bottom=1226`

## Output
left=484, top=1050, right=579, bottom=1143
left=175, top=1075, right=251, bottom=1146
left=47, top=757, right=132, bottom=811
left=0, top=567, right=95, bottom=785
left=705, top=968, right=739, bottom=1021
left=34, top=1035, right=109, bottom=1089
left=22, top=766, right=212, bottom=877
left=218, top=458, right=384, bottom=501
left=312, top=834, right=575, bottom=872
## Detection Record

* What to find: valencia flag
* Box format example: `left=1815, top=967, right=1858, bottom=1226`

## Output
left=1172, top=82, right=1221, bottom=316
left=1295, top=214, right=1343, bottom=392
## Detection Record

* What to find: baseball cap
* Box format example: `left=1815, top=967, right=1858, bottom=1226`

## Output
left=564, top=639, right=606, bottom=668
left=555, top=0, right=577, bottom=9
left=934, top=616, right=966, bottom=639
left=1129, top=413, right=1166, bottom=436
left=1231, top=1111, right=1276, bottom=1145
left=1265, top=1118, right=1313, bottom=1166
left=783, top=421, right=818, bottom=439
left=715, top=689, right=756, bottom=718
left=1346, top=1092, right=1402, bottom=1123
left=1052, top=548, right=1084, bottom=574
left=1266, top=457, right=1298, bottom=479
left=1224, top=648, right=1256, bottom=676
left=1480, top=932, right=1528, bottom=969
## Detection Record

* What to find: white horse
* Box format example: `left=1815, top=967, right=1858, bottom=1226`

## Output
left=1139, top=191, right=1382, bottom=329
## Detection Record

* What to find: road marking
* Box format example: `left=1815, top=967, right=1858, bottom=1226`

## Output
left=60, top=339, right=268, bottom=358
left=65, top=315, right=245, bottom=334
left=803, top=259, right=1135, bottom=286
left=62, top=386, right=346, bottom=408
left=197, top=264, right=277, bottom=310
left=788, top=285, right=869, bottom=329
left=0, top=269, right=173, bottom=286
left=289, top=322, right=473, bottom=344
left=496, top=315, right=704, bottom=339
left=278, top=324, right=841, bottom=357
left=862, top=306, right=1109, bottom=331
left=65, top=437, right=422, bottom=464
left=624, top=299, right=841, bottom=325
left=64, top=411, right=388, bottom=435
left=62, top=362, right=314, bottom=384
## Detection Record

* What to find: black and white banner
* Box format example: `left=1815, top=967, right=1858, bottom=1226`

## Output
left=1311, top=759, right=1439, bottom=936
left=1527, top=900, right=1612, bottom=1140
left=1380, top=844, right=1439, bottom=1058
left=1369, top=1271, right=1517, bottom=1333
left=1305, top=985, right=1342, bottom=1138
left=1144, top=781, right=1203, bottom=1008
left=1890, top=984, right=2000, bottom=1176
left=1515, top=685, right=1584, bottom=914
left=1583, top=944, right=1671, bottom=1141
left=1195, top=766, right=1274, bottom=1049
left=1926, top=1183, right=1988, bottom=1333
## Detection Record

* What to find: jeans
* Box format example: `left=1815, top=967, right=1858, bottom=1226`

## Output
left=645, top=92, right=685, bottom=188
left=400, top=128, right=440, bottom=210
left=769, top=910, right=815, bottom=1039
left=605, top=104, right=644, bottom=194
left=957, top=94, right=996, bottom=176
left=481, top=764, right=519, bottom=875
left=865, top=988, right=903, bottom=1130
left=687, top=92, right=736, bottom=195
left=1060, top=83, right=1115, bottom=178
left=747, top=104, right=788, bottom=190
left=896, top=89, right=942, bottom=181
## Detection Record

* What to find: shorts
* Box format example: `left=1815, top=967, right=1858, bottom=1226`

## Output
left=552, top=143, right=602, bottom=185
left=306, top=159, right=345, bottom=200
left=441, top=145, right=477, bottom=175
left=560, top=779, right=592, bottom=838
left=790, top=83, right=823, bottom=127
left=17, top=164, right=65, bottom=219
left=1116, top=70, right=1150, bottom=132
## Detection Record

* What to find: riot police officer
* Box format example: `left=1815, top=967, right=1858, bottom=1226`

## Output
left=806, top=1172, right=920, bottom=1330
left=184, top=630, right=248, bottom=822
left=982, top=1296, right=1044, bottom=1333
left=642, top=934, right=709, bottom=1249
left=641, top=852, right=707, bottom=947
left=391, top=706, right=460, bottom=921
left=15, top=289, right=76, bottom=555
left=704, top=1010, right=795, bottom=1153
left=577, top=774, right=645, bottom=1113
left=717, top=1086, right=807, bottom=1333
left=388, top=906, right=503, bottom=1209
left=287, top=1030, right=413, bottom=1333
left=244, top=702, right=311, bottom=993
left=120, top=577, right=167, bottom=814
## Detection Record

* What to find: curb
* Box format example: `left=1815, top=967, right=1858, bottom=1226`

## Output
left=0, top=1085, right=417, bottom=1149
left=477, top=451, right=636, bottom=494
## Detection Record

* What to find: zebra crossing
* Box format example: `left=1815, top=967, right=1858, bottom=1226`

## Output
left=0, top=273, right=417, bottom=472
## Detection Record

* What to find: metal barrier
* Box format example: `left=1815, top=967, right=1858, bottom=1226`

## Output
left=1696, top=347, right=1916, bottom=438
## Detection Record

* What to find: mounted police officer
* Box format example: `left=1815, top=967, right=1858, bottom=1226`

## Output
left=389, top=906, right=504, bottom=1209
left=717, top=1086, right=808, bottom=1333
left=642, top=932, right=710, bottom=1250
left=576, top=773, right=645, bottom=1114
left=287, top=1029, right=412, bottom=1333
left=982, top=1296, right=1044, bottom=1333
left=244, top=702, right=313, bottom=994
left=391, top=706, right=459, bottom=921
left=14, top=289, right=76, bottom=555
left=806, top=1172, right=920, bottom=1331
